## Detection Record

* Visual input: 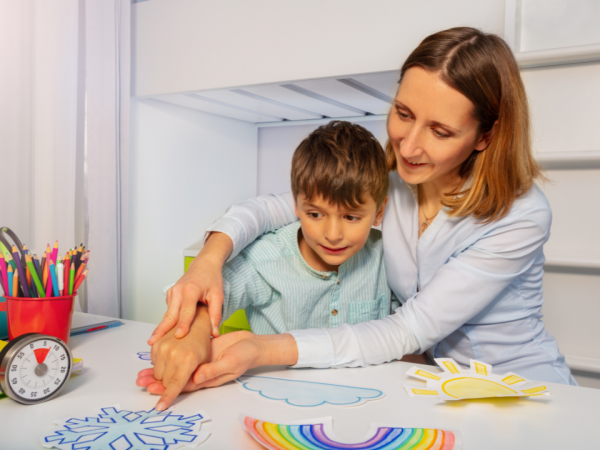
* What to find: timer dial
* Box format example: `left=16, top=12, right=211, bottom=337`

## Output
left=0, top=333, right=72, bottom=404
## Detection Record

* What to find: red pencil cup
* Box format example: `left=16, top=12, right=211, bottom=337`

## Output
left=5, top=293, right=76, bottom=345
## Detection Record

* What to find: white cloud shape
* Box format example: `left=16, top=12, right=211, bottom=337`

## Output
left=236, top=375, right=384, bottom=407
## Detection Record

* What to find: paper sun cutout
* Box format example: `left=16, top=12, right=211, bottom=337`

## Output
left=241, top=415, right=461, bottom=450
left=236, top=375, right=384, bottom=407
left=405, top=358, right=550, bottom=400
left=40, top=405, right=209, bottom=450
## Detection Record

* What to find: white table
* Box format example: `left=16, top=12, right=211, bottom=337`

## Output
left=1, top=312, right=599, bottom=449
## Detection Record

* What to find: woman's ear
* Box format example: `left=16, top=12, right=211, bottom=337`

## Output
left=474, top=120, right=498, bottom=152
left=373, top=196, right=389, bottom=226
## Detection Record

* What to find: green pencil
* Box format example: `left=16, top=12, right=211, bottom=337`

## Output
left=69, top=263, right=75, bottom=295
left=25, top=255, right=45, bottom=298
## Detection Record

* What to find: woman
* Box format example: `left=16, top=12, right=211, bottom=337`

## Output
left=146, top=27, right=577, bottom=395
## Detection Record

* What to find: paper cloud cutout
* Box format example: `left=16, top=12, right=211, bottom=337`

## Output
left=236, top=375, right=384, bottom=407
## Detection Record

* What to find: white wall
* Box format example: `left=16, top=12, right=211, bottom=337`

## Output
left=132, top=0, right=505, bottom=97
left=127, top=99, right=257, bottom=323
left=257, top=119, right=388, bottom=196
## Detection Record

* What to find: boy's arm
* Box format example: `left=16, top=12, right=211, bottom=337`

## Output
left=144, top=305, right=211, bottom=411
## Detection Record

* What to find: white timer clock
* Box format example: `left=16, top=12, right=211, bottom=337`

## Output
left=0, top=333, right=72, bottom=404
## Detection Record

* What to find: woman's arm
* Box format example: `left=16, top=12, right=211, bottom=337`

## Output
left=149, top=193, right=297, bottom=343
left=194, top=203, right=550, bottom=381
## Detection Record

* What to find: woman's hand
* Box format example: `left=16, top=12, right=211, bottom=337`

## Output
left=192, top=331, right=299, bottom=388
left=148, top=232, right=234, bottom=344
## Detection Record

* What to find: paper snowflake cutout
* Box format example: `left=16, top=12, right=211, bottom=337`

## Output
left=40, top=405, right=210, bottom=450
left=136, top=352, right=152, bottom=362
left=405, top=358, right=550, bottom=401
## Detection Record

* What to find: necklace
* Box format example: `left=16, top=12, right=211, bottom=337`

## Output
left=421, top=211, right=439, bottom=232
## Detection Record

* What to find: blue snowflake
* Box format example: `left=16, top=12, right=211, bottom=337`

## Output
left=136, top=352, right=153, bottom=363
left=40, top=405, right=210, bottom=450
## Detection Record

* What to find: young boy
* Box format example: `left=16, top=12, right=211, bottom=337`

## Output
left=139, top=121, right=396, bottom=409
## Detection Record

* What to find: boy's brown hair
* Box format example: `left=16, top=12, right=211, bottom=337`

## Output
left=291, top=121, right=388, bottom=208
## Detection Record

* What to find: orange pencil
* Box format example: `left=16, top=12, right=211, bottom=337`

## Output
left=74, top=262, right=86, bottom=285
left=42, top=244, right=51, bottom=288
left=13, top=271, right=19, bottom=297
left=72, top=269, right=88, bottom=294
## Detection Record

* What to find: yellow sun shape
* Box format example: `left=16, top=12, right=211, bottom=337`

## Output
left=404, top=358, right=550, bottom=400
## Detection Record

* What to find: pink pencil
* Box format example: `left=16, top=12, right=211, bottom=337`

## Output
left=0, top=253, right=7, bottom=294
left=51, top=240, right=59, bottom=263
left=45, top=246, right=53, bottom=297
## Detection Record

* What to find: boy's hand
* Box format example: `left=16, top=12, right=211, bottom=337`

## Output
left=147, top=232, right=233, bottom=344
left=143, top=306, right=211, bottom=411
left=135, top=330, right=255, bottom=398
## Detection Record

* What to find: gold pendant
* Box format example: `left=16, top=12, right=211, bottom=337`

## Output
left=421, top=222, right=429, bottom=232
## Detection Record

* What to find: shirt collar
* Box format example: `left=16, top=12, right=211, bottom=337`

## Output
left=287, top=221, right=339, bottom=279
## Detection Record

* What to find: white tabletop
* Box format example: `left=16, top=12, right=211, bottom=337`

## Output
left=1, top=312, right=599, bottom=449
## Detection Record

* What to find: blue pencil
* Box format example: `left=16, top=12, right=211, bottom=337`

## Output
left=7, top=266, right=13, bottom=297
left=49, top=260, right=59, bottom=297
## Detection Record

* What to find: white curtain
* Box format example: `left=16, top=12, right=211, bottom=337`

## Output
left=0, top=0, right=129, bottom=318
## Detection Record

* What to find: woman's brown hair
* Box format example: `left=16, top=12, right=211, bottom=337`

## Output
left=386, top=27, right=544, bottom=222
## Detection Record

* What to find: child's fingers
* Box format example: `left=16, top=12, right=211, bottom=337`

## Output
left=137, top=368, right=155, bottom=378
left=154, top=366, right=194, bottom=411
left=136, top=375, right=158, bottom=388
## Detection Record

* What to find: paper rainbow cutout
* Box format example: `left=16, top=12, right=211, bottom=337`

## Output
left=405, top=358, right=550, bottom=401
left=241, top=416, right=461, bottom=450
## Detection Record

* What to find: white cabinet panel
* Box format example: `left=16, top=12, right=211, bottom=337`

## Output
left=133, top=0, right=505, bottom=96
left=540, top=170, right=600, bottom=261
left=523, top=62, right=600, bottom=153
left=542, top=271, right=600, bottom=362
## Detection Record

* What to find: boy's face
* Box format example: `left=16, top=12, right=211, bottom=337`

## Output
left=295, top=193, right=387, bottom=272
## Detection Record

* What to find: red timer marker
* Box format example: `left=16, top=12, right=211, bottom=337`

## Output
left=34, top=347, right=50, bottom=364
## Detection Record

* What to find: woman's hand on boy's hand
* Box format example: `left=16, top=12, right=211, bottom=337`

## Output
left=147, top=232, right=234, bottom=345
left=144, top=306, right=212, bottom=411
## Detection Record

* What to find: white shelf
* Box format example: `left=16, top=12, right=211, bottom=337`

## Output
left=515, top=43, right=600, bottom=69
left=565, top=355, right=600, bottom=374
left=544, top=255, right=600, bottom=271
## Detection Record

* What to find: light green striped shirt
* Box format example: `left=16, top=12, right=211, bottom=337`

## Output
left=222, top=221, right=395, bottom=335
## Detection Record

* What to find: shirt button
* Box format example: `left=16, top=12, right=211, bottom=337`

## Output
left=332, top=309, right=338, bottom=316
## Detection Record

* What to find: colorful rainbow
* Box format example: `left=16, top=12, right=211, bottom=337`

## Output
left=241, top=416, right=459, bottom=450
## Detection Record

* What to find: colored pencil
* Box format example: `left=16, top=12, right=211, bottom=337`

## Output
left=25, top=255, right=45, bottom=298
left=25, top=261, right=32, bottom=291
left=0, top=253, right=7, bottom=294
left=12, top=271, right=19, bottom=297
left=44, top=245, right=53, bottom=296
left=7, top=265, right=14, bottom=297
left=0, top=279, right=3, bottom=297
left=69, top=262, right=75, bottom=295
left=11, top=245, right=30, bottom=297
left=57, top=257, right=64, bottom=296
left=43, top=244, right=51, bottom=288
left=49, top=260, right=59, bottom=297
left=74, top=262, right=86, bottom=285
left=51, top=240, right=59, bottom=264
left=41, top=253, right=47, bottom=288
left=5, top=252, right=16, bottom=271
left=63, top=253, right=71, bottom=296
left=72, top=269, right=88, bottom=294
left=26, top=263, right=37, bottom=297
left=33, top=255, right=42, bottom=280
left=75, top=244, right=83, bottom=271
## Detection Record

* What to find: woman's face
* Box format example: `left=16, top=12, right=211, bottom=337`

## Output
left=388, top=66, right=491, bottom=188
